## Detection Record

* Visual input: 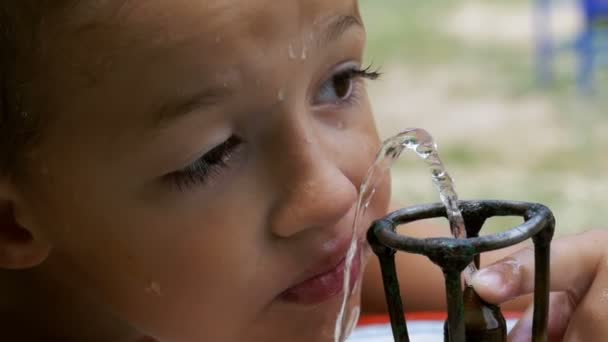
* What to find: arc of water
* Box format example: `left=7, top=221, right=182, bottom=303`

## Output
left=334, top=128, right=477, bottom=342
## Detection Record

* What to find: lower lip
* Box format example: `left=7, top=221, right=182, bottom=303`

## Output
left=280, top=249, right=362, bottom=305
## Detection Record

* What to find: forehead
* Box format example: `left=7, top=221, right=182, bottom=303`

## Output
left=63, top=0, right=359, bottom=42
left=43, top=0, right=361, bottom=97
left=34, top=0, right=363, bottom=162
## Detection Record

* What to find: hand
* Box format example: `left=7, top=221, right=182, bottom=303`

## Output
left=471, top=229, right=608, bottom=342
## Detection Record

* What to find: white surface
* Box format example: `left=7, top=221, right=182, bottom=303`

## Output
left=348, top=320, right=517, bottom=342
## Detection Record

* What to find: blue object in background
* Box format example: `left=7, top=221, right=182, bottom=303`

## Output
left=578, top=0, right=608, bottom=92
left=581, top=0, right=608, bottom=21
left=534, top=0, right=553, bottom=86
left=535, top=0, right=608, bottom=93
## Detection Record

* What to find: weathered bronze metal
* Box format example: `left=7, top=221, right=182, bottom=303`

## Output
left=367, top=200, right=555, bottom=342
left=445, top=285, right=506, bottom=341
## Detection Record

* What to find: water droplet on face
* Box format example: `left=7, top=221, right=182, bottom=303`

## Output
left=301, top=46, right=307, bottom=60
left=215, top=35, right=222, bottom=44
left=602, top=288, right=608, bottom=302
left=288, top=44, right=296, bottom=60
left=145, top=282, right=162, bottom=296
left=277, top=89, right=285, bottom=101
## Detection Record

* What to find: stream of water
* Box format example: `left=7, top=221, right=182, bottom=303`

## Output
left=334, top=128, right=478, bottom=342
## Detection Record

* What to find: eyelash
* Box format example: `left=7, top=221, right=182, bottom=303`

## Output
left=347, top=65, right=382, bottom=81
left=166, top=64, right=381, bottom=191
left=334, top=65, right=381, bottom=104
left=165, top=135, right=243, bottom=190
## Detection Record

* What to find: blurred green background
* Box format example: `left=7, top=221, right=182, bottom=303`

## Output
left=361, top=0, right=608, bottom=235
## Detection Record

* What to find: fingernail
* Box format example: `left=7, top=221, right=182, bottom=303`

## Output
left=473, top=258, right=521, bottom=300
left=473, top=268, right=504, bottom=291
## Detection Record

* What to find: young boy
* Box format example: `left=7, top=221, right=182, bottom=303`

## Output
left=1, top=1, right=607, bottom=341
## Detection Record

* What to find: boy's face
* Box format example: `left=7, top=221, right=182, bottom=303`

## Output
left=16, top=0, right=389, bottom=340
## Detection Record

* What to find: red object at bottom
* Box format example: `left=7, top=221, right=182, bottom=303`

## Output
left=357, top=312, right=523, bottom=327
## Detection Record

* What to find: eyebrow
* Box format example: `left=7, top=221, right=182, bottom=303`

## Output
left=319, top=14, right=364, bottom=48
left=153, top=14, right=363, bottom=128
left=154, top=88, right=231, bottom=128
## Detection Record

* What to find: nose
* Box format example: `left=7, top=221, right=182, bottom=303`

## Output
left=267, top=131, right=358, bottom=239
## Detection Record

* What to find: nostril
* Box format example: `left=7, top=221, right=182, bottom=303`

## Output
left=0, top=205, right=32, bottom=243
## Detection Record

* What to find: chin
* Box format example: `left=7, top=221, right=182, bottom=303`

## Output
left=246, top=292, right=363, bottom=342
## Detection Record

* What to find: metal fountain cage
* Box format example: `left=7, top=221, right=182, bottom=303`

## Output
left=367, top=200, right=555, bottom=342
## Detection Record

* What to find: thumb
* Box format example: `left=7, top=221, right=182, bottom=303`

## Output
left=470, top=230, right=605, bottom=305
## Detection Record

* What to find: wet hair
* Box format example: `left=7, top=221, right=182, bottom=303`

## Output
left=0, top=2, right=70, bottom=177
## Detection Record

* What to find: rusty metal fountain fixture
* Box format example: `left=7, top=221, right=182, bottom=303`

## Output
left=367, top=200, right=555, bottom=342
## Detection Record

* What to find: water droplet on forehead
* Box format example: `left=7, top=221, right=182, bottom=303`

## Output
left=301, top=46, right=307, bottom=60
left=288, top=44, right=297, bottom=60
left=277, top=89, right=285, bottom=102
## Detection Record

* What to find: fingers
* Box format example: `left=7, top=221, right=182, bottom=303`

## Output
left=471, top=230, right=607, bottom=305
left=562, top=254, right=608, bottom=341
left=508, top=292, right=575, bottom=342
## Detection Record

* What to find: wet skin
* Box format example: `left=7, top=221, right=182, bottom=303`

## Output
left=0, top=0, right=389, bottom=341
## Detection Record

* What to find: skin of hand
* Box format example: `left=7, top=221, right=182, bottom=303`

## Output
left=471, top=229, right=608, bottom=341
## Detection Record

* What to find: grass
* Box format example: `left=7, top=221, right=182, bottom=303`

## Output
left=361, top=0, right=608, bottom=234
left=361, top=0, right=461, bottom=65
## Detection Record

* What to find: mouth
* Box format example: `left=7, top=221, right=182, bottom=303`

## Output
left=278, top=238, right=364, bottom=306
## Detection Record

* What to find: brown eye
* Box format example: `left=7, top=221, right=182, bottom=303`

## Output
left=313, top=64, right=380, bottom=106
left=332, top=73, right=354, bottom=99
left=314, top=69, right=355, bottom=105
